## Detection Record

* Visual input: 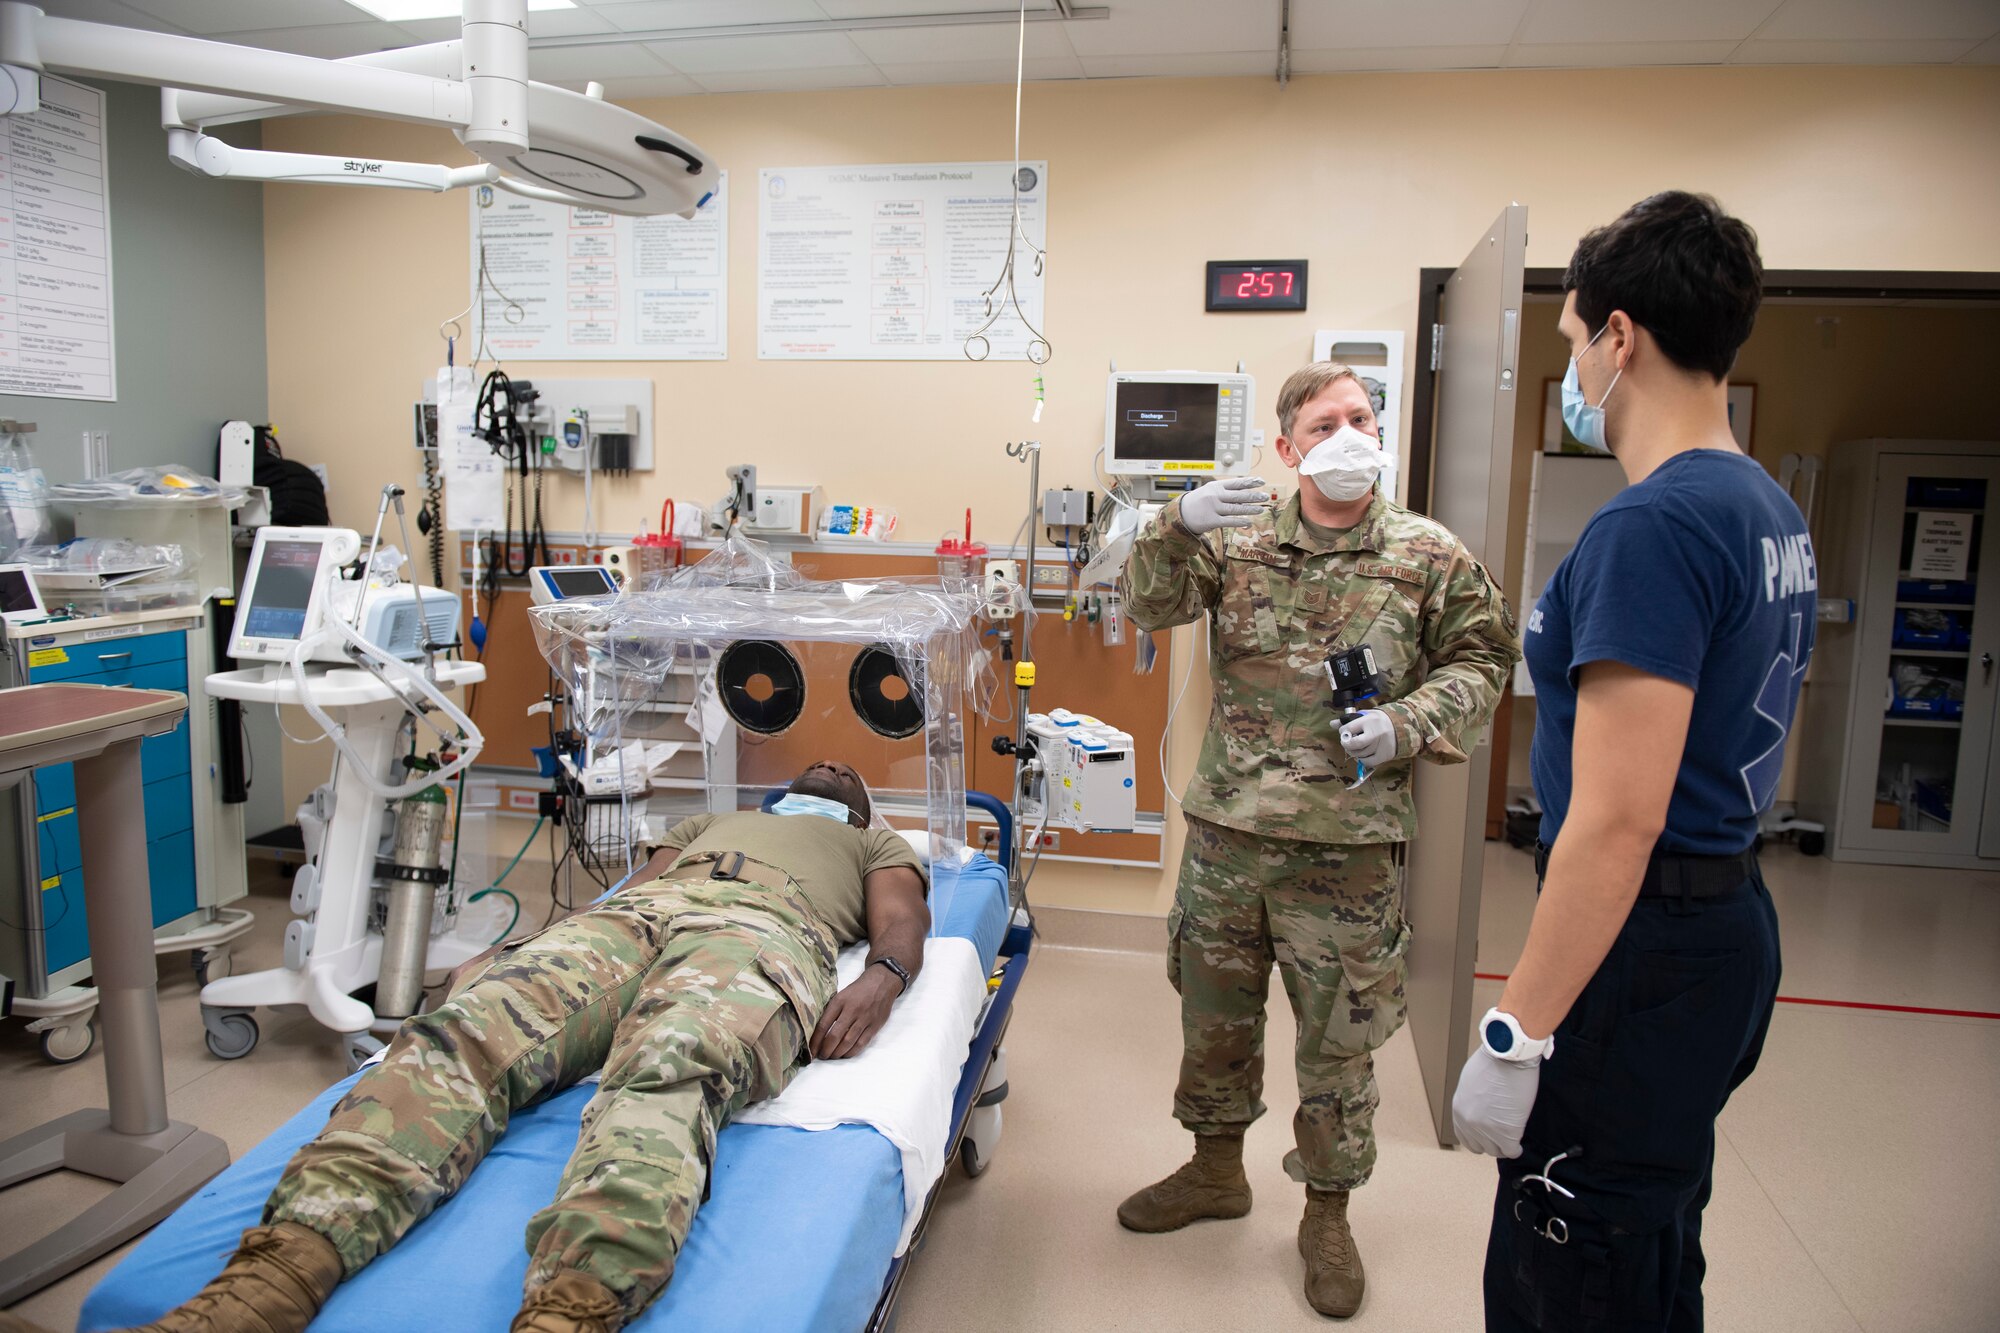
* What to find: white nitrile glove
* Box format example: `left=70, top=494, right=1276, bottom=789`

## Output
left=1339, top=709, right=1399, bottom=768
left=1177, top=475, right=1270, bottom=536
left=1451, top=1046, right=1542, bottom=1158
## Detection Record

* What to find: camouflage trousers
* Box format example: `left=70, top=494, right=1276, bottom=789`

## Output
left=1169, top=815, right=1410, bottom=1192
left=264, top=856, right=838, bottom=1328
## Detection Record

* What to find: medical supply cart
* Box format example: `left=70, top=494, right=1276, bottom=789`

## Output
left=0, top=609, right=253, bottom=1062
left=1796, top=438, right=2000, bottom=868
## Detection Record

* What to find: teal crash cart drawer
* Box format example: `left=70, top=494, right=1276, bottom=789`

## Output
left=143, top=775, right=195, bottom=840
left=21, top=630, right=185, bottom=682
left=148, top=829, right=197, bottom=927
left=37, top=869, right=91, bottom=976
left=36, top=808, right=81, bottom=873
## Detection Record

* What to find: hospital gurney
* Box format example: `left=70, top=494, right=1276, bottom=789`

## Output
left=79, top=794, right=1031, bottom=1333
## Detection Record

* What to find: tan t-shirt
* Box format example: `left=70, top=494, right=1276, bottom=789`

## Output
left=655, top=811, right=927, bottom=946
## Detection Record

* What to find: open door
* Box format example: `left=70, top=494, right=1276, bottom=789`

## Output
left=1405, top=204, right=1527, bottom=1147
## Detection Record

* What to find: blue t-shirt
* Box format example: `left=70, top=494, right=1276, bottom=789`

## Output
left=1527, top=449, right=1817, bottom=855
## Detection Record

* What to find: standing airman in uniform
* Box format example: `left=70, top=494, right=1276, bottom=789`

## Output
left=1118, top=361, right=1520, bottom=1318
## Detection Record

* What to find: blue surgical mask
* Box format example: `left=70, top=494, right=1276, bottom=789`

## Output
left=1560, top=323, right=1623, bottom=453
left=771, top=793, right=855, bottom=825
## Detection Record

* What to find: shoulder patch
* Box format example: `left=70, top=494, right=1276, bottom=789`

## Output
left=1356, top=560, right=1426, bottom=586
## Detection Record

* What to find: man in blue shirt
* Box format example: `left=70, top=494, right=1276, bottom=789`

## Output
left=1451, top=191, right=1811, bottom=1331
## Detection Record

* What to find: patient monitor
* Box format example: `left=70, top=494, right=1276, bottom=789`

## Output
left=1103, top=370, right=1256, bottom=487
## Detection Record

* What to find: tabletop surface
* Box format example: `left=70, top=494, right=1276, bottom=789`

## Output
left=0, top=683, right=187, bottom=754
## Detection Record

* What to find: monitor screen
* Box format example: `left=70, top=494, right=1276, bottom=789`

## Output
left=0, top=568, right=36, bottom=616
left=242, top=539, right=324, bottom=641
left=546, top=567, right=617, bottom=599
left=1112, top=381, right=1220, bottom=464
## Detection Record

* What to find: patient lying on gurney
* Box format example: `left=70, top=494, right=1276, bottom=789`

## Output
left=88, top=762, right=926, bottom=1333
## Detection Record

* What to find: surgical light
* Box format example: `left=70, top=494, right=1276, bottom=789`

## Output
left=0, top=0, right=715, bottom=218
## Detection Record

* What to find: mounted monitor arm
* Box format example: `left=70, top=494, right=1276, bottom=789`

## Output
left=0, top=0, right=715, bottom=218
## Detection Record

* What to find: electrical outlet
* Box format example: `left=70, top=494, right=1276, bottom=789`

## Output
left=1032, top=831, right=1061, bottom=851
left=978, top=826, right=1000, bottom=850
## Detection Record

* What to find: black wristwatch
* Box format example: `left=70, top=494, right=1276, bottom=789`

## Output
left=868, top=956, right=911, bottom=994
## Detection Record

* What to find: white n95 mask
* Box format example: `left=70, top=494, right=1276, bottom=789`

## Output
left=1300, top=425, right=1386, bottom=502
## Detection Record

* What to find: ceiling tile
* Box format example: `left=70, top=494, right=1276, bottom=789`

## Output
left=396, top=7, right=622, bottom=43
left=815, top=0, right=1020, bottom=15
left=1519, top=0, right=1784, bottom=45
left=591, top=73, right=707, bottom=98
left=1289, top=0, right=1530, bottom=50
left=1962, top=33, right=2000, bottom=61
left=1076, top=51, right=1277, bottom=78
left=874, top=54, right=1086, bottom=85
left=689, top=64, right=889, bottom=93
left=530, top=42, right=674, bottom=79
left=1290, top=44, right=1506, bottom=72
left=592, top=0, right=827, bottom=31
left=1065, top=0, right=1281, bottom=57
left=1758, top=0, right=2000, bottom=42
left=118, top=0, right=363, bottom=34
left=1731, top=37, right=1985, bottom=63
left=848, top=21, right=1076, bottom=65
left=209, top=21, right=415, bottom=58
left=38, top=1, right=190, bottom=32
left=644, top=31, right=867, bottom=72
left=1504, top=40, right=1742, bottom=67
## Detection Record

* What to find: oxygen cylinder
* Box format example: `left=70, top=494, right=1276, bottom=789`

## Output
left=377, top=757, right=450, bottom=1019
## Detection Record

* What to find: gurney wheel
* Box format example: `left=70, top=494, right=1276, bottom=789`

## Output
left=205, top=1011, right=260, bottom=1061
left=40, top=1019, right=96, bottom=1065
left=959, top=1137, right=989, bottom=1178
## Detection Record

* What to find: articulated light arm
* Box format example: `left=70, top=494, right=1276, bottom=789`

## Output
left=166, top=128, right=500, bottom=193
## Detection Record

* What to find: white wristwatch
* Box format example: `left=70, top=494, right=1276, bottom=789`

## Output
left=1479, top=1007, right=1555, bottom=1063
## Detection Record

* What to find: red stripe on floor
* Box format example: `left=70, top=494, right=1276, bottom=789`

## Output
left=1470, top=973, right=2000, bottom=1021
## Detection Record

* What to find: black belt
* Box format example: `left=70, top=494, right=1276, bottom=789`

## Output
left=1534, top=842, right=1754, bottom=900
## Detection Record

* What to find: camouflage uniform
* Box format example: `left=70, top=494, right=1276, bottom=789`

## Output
left=264, top=853, right=838, bottom=1328
left=1122, top=490, right=1518, bottom=1190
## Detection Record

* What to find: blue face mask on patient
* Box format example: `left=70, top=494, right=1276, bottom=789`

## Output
left=771, top=793, right=856, bottom=825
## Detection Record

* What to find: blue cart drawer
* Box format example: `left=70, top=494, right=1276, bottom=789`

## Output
left=141, top=716, right=192, bottom=782
left=38, top=870, right=91, bottom=975
left=22, top=630, right=186, bottom=682
left=143, top=775, right=194, bottom=839
left=37, top=808, right=82, bottom=873
left=148, top=829, right=198, bottom=927
left=33, top=764, right=75, bottom=815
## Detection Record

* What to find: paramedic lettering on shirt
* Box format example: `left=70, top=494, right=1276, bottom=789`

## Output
left=1450, top=192, right=1815, bottom=1332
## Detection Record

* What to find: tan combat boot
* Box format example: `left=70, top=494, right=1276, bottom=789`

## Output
left=1116, top=1131, right=1253, bottom=1233
left=1299, top=1187, right=1366, bottom=1318
left=124, top=1221, right=343, bottom=1333
left=511, top=1270, right=625, bottom=1333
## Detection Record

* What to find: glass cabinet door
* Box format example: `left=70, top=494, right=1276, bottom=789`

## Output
left=1843, top=456, right=2000, bottom=857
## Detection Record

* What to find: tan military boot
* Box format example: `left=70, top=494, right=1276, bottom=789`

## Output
left=123, top=1221, right=343, bottom=1333
left=1116, top=1131, right=1253, bottom=1233
left=511, top=1270, right=625, bottom=1333
left=1299, top=1187, right=1366, bottom=1318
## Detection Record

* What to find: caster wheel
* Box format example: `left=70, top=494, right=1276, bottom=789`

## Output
left=204, top=1012, right=260, bottom=1060
left=193, top=948, right=234, bottom=986
left=40, top=1020, right=96, bottom=1065
left=959, top=1136, right=989, bottom=1178
left=344, top=1033, right=385, bottom=1075
left=1799, top=831, right=1825, bottom=857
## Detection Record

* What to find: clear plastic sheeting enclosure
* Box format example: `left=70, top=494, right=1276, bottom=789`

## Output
left=527, top=536, right=987, bottom=934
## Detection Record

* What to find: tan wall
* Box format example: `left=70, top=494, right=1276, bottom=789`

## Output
left=265, top=65, right=2000, bottom=916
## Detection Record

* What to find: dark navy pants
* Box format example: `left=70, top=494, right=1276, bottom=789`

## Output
left=1484, top=864, right=1781, bottom=1332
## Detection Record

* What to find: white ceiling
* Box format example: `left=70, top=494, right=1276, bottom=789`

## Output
left=39, top=0, right=2000, bottom=96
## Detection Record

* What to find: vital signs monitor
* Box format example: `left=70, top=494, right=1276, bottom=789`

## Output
left=1103, top=370, right=1256, bottom=479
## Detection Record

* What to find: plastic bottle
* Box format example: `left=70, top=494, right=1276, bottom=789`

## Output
left=1, top=433, right=49, bottom=551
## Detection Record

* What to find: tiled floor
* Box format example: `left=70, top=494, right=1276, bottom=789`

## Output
left=3, top=842, right=1996, bottom=1331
